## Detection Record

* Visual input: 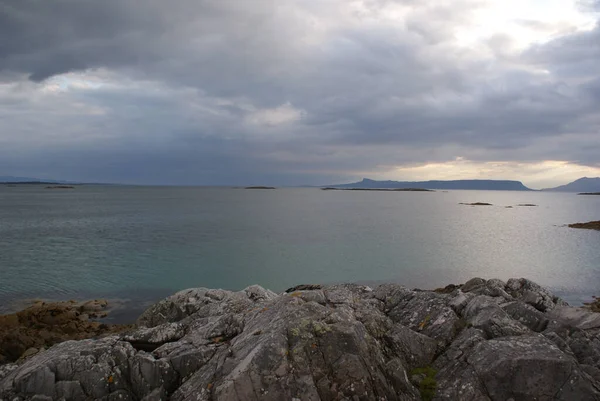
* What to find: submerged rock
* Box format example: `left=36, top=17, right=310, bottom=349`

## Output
left=3, top=279, right=600, bottom=400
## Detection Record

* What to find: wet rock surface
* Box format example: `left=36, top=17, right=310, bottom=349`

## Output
left=3, top=278, right=600, bottom=400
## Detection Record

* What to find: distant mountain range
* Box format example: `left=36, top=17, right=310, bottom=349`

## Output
left=0, top=176, right=86, bottom=185
left=330, top=178, right=532, bottom=191
left=0, top=176, right=57, bottom=183
left=541, top=177, right=600, bottom=193
left=3, top=175, right=600, bottom=192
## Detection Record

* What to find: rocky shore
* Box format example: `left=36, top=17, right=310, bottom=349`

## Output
left=3, top=278, right=600, bottom=400
left=0, top=300, right=133, bottom=365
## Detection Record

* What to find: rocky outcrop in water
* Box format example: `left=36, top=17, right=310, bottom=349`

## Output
left=3, top=278, right=600, bottom=400
left=0, top=300, right=132, bottom=365
left=569, top=221, right=600, bottom=231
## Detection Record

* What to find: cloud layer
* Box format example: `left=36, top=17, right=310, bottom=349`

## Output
left=1, top=0, right=599, bottom=187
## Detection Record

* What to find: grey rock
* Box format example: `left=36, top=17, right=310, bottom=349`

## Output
left=108, top=389, right=135, bottom=401
left=383, top=324, right=437, bottom=370
left=292, top=289, right=327, bottom=305
left=467, top=335, right=600, bottom=400
left=463, top=278, right=512, bottom=300
left=0, top=363, right=17, bottom=381
left=463, top=296, right=531, bottom=338
left=506, top=278, right=568, bottom=312
left=548, top=306, right=600, bottom=330
left=122, top=322, right=187, bottom=351
left=384, top=289, right=463, bottom=347
left=54, top=380, right=85, bottom=399
left=136, top=286, right=266, bottom=328
left=448, top=290, right=473, bottom=315
left=461, top=277, right=487, bottom=293
left=30, top=396, right=53, bottom=401
left=502, top=301, right=549, bottom=332
left=3, top=278, right=600, bottom=401
left=243, top=285, right=278, bottom=302
left=434, top=328, right=490, bottom=400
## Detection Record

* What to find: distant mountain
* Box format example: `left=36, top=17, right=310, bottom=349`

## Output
left=330, top=178, right=532, bottom=191
left=0, top=176, right=46, bottom=183
left=0, top=176, right=73, bottom=184
left=541, top=177, right=600, bottom=192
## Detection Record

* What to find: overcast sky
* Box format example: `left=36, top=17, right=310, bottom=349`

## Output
left=1, top=0, right=599, bottom=188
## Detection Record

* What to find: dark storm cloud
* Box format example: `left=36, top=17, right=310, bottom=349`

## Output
left=1, top=0, right=600, bottom=185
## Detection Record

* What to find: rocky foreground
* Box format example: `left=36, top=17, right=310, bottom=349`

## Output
left=3, top=278, right=600, bottom=400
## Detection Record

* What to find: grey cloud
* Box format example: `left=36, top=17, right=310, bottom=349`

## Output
left=1, top=0, right=600, bottom=184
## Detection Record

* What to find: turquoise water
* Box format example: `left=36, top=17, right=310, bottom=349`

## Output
left=1, top=186, right=599, bottom=317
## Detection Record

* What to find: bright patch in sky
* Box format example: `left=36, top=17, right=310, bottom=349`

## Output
left=376, top=159, right=600, bottom=189
left=246, top=103, right=306, bottom=127
left=42, top=73, right=106, bottom=93
left=455, top=0, right=597, bottom=48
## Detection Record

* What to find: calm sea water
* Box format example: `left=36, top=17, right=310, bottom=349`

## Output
left=1, top=186, right=599, bottom=320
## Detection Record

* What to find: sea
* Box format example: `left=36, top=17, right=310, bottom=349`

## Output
left=0, top=185, right=598, bottom=322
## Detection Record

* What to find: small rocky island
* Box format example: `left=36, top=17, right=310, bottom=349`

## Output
left=3, top=278, right=600, bottom=400
left=322, top=188, right=434, bottom=192
left=244, top=186, right=276, bottom=190
left=569, top=221, right=600, bottom=230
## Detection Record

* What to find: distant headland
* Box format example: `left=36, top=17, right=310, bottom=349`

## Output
left=542, top=177, right=600, bottom=192
left=327, top=178, right=532, bottom=191
left=322, top=187, right=434, bottom=192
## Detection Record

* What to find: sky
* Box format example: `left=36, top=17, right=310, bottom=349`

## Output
left=1, top=0, right=600, bottom=188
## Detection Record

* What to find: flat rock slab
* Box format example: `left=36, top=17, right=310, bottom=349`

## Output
left=548, top=306, right=600, bottom=330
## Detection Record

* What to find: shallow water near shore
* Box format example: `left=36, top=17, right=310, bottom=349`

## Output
left=1, top=185, right=599, bottom=321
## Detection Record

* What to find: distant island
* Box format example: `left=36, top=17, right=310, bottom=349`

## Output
left=327, top=178, right=532, bottom=191
left=0, top=176, right=115, bottom=186
left=322, top=187, right=433, bottom=192
left=569, top=221, right=600, bottom=230
left=3, top=182, right=74, bottom=186
left=245, top=186, right=276, bottom=189
left=542, top=177, right=600, bottom=193
left=579, top=192, right=600, bottom=196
